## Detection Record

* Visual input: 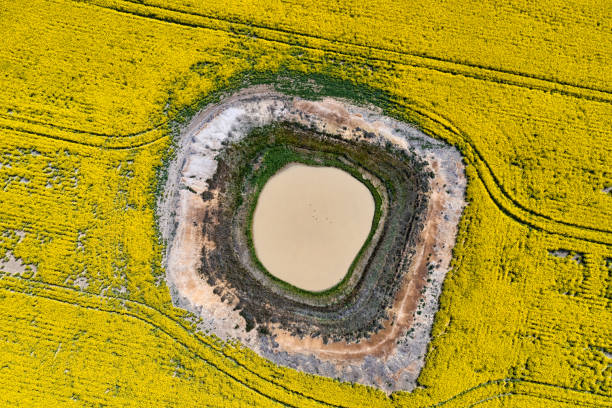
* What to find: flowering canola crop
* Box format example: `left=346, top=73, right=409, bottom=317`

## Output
left=0, top=0, right=610, bottom=406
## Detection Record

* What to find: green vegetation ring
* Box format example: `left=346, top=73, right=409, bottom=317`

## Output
left=229, top=125, right=391, bottom=306
left=239, top=139, right=387, bottom=299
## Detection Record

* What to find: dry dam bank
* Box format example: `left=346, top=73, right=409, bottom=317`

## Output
left=160, top=90, right=467, bottom=391
left=199, top=123, right=429, bottom=341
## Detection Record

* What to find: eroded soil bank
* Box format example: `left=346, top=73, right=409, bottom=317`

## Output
left=202, top=123, right=420, bottom=340
left=157, top=85, right=466, bottom=392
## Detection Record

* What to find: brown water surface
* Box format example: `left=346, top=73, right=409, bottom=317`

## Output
left=252, top=163, right=374, bottom=291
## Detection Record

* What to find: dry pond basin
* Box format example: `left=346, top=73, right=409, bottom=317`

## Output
left=158, top=86, right=467, bottom=392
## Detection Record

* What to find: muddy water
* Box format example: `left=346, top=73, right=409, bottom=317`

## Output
left=252, top=163, right=375, bottom=291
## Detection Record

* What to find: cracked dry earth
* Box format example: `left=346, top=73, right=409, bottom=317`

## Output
left=157, top=85, right=466, bottom=392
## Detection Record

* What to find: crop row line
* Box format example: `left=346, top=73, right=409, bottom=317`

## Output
left=10, top=0, right=610, bottom=144
left=0, top=123, right=167, bottom=151
left=108, top=0, right=612, bottom=96
left=427, top=377, right=612, bottom=408
left=464, top=391, right=603, bottom=408
left=16, top=0, right=603, bottom=143
left=0, top=276, right=343, bottom=408
left=0, top=112, right=160, bottom=139
left=5, top=4, right=610, bottom=247
left=397, top=98, right=612, bottom=241
left=3, top=91, right=610, bottom=246
left=1, top=275, right=610, bottom=407
left=81, top=0, right=612, bottom=105
left=8, top=2, right=609, bottom=145
left=40, top=0, right=612, bottom=242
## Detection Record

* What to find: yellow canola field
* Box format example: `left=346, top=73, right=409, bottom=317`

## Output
left=0, top=0, right=610, bottom=406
